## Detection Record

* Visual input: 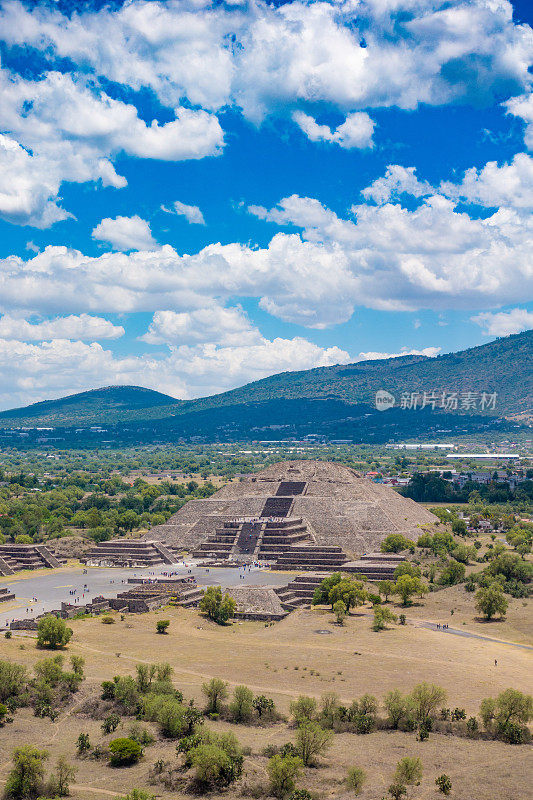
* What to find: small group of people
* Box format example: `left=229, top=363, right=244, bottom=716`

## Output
left=436, top=623, right=450, bottom=629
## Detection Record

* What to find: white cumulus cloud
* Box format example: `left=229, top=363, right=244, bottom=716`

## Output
left=293, top=111, right=375, bottom=149
left=0, top=314, right=124, bottom=341
left=92, top=216, right=157, bottom=251
left=471, top=308, right=533, bottom=336
left=162, top=201, right=206, bottom=225
left=141, top=306, right=261, bottom=347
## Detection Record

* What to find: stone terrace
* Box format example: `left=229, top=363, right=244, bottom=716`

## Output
left=0, top=544, right=61, bottom=575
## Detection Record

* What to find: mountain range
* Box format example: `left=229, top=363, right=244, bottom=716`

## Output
left=1, top=330, right=531, bottom=442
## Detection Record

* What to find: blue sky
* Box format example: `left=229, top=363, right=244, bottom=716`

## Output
left=0, top=0, right=532, bottom=409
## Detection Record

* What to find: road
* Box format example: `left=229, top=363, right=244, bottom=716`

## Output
left=0, top=561, right=292, bottom=626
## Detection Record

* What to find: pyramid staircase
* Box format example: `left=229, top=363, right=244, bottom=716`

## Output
left=0, top=544, right=61, bottom=574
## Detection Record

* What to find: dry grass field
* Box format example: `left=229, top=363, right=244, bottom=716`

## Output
left=0, top=600, right=531, bottom=800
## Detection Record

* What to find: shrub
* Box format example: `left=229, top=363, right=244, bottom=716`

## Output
left=199, top=587, right=236, bottom=625
left=346, top=766, right=366, bottom=795
left=267, top=754, right=302, bottom=798
left=381, top=534, right=414, bottom=553
left=101, top=615, right=115, bottom=625
left=156, top=620, right=170, bottom=634
left=186, top=731, right=243, bottom=786
left=46, top=755, right=76, bottom=797
left=466, top=716, right=479, bottom=737
left=108, top=738, right=142, bottom=766
left=202, top=677, right=228, bottom=715
left=4, top=746, right=48, bottom=799
left=290, top=696, right=317, bottom=725
left=394, top=757, right=422, bottom=786
left=388, top=784, right=407, bottom=800
left=113, top=676, right=140, bottom=715
left=102, top=713, right=121, bottom=734
left=36, top=617, right=72, bottom=650
left=311, top=573, right=342, bottom=606
left=333, top=600, right=346, bottom=624
left=76, top=734, right=91, bottom=755
left=5, top=630, right=12, bottom=639
left=295, top=721, right=332, bottom=766
left=253, top=694, right=276, bottom=720
left=410, top=683, right=446, bottom=723
left=384, top=690, right=412, bottom=730
left=115, top=791, right=155, bottom=800
left=435, top=774, right=452, bottom=795
left=229, top=685, right=254, bottom=723
left=372, top=606, right=397, bottom=631
left=0, top=661, right=27, bottom=704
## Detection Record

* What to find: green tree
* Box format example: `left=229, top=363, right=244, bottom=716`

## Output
left=384, top=689, right=412, bottom=730
left=0, top=661, right=27, bottom=703
left=47, top=755, right=76, bottom=797
left=102, top=713, right=121, bottom=734
left=36, top=616, right=72, bottom=649
left=381, top=534, right=414, bottom=553
left=295, top=721, right=333, bottom=766
left=202, top=677, right=228, bottom=715
left=372, top=606, right=397, bottom=631
left=189, top=744, right=232, bottom=786
left=267, top=754, right=302, bottom=798
left=290, top=696, right=317, bottom=725
left=410, top=683, right=447, bottom=723
left=156, top=620, right=170, bottom=634
left=311, top=573, right=342, bottom=606
left=4, top=746, right=48, bottom=799
left=378, top=580, right=395, bottom=601
left=346, top=767, right=366, bottom=795
left=333, top=599, right=346, bottom=625
left=229, top=685, right=254, bottom=722
left=199, top=586, right=236, bottom=624
left=394, top=575, right=428, bottom=606
left=475, top=585, right=508, bottom=620
left=108, top=737, right=143, bottom=766
left=328, top=579, right=366, bottom=612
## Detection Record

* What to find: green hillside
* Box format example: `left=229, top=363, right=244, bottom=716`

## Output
left=0, top=385, right=180, bottom=427
left=0, top=330, right=531, bottom=431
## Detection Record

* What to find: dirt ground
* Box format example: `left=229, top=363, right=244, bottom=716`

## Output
left=0, top=602, right=531, bottom=800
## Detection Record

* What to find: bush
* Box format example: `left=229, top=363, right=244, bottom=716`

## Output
left=267, top=754, right=302, bottom=798
left=108, top=738, right=142, bottom=766
left=46, top=755, right=76, bottom=797
left=435, top=774, right=452, bottom=795
left=102, top=713, right=121, bottom=734
left=76, top=733, right=91, bottom=755
left=394, top=757, right=422, bottom=786
left=333, top=600, right=346, bottom=624
left=36, top=617, right=72, bottom=650
left=346, top=766, right=366, bottom=795
left=156, top=620, right=170, bottom=634
left=101, top=615, right=115, bottom=625
left=229, top=685, right=254, bottom=723
left=4, top=746, right=48, bottom=799
left=295, top=721, right=332, bottom=766
left=410, top=683, right=446, bottom=723
left=202, top=677, right=228, bottom=715
left=0, top=661, right=27, bottom=704
left=384, top=690, right=412, bottom=730
left=290, top=696, right=317, bottom=725
left=372, top=606, right=397, bottom=631
left=381, top=534, right=414, bottom=553
left=199, top=587, right=236, bottom=625
left=186, top=731, right=243, bottom=786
